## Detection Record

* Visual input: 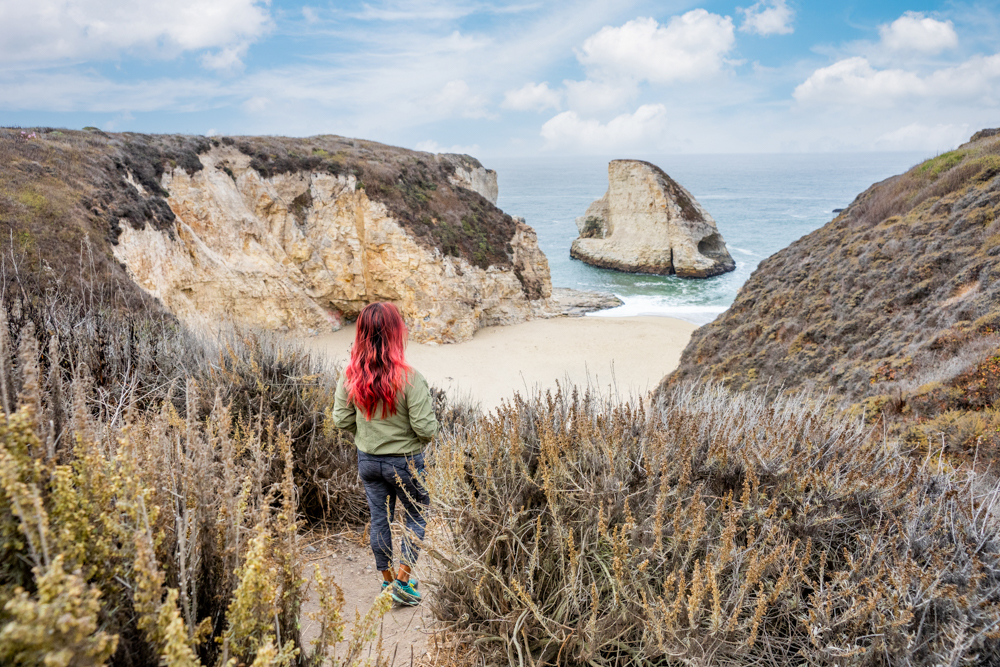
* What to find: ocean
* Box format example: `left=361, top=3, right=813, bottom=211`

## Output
left=491, top=152, right=927, bottom=325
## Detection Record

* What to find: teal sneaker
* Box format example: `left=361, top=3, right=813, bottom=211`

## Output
left=391, top=579, right=422, bottom=606
left=382, top=577, right=417, bottom=591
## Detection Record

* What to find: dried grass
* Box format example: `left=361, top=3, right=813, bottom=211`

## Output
left=425, top=383, right=1000, bottom=666
left=0, top=275, right=389, bottom=665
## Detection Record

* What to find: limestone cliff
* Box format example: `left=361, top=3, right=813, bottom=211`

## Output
left=570, top=160, right=735, bottom=278
left=438, top=153, right=498, bottom=205
left=106, top=138, right=551, bottom=343
left=663, top=130, right=1000, bottom=463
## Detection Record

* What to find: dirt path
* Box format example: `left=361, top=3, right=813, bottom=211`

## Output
left=299, top=529, right=436, bottom=665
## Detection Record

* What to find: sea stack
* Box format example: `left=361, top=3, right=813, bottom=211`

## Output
left=570, top=160, right=736, bottom=278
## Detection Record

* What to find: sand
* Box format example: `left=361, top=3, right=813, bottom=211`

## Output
left=307, top=316, right=698, bottom=411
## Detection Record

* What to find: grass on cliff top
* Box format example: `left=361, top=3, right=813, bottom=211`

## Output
left=667, top=129, right=1000, bottom=467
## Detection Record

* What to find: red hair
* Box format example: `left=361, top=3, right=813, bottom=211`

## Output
left=345, top=302, right=412, bottom=420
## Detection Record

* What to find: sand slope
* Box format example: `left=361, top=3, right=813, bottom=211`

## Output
left=308, top=316, right=697, bottom=411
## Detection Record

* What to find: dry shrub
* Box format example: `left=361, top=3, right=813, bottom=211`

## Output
left=426, top=384, right=1000, bottom=666
left=0, top=276, right=365, bottom=526
left=0, top=313, right=392, bottom=666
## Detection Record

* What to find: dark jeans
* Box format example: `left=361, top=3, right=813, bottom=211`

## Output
left=357, top=450, right=429, bottom=572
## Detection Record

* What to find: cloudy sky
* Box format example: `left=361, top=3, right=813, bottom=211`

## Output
left=2, top=0, right=999, bottom=156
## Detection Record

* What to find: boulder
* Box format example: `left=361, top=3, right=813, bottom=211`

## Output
left=570, top=160, right=735, bottom=278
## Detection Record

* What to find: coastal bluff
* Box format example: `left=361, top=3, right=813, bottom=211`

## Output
left=663, top=129, right=1000, bottom=462
left=110, top=138, right=550, bottom=343
left=0, top=129, right=587, bottom=344
left=570, top=160, right=735, bottom=278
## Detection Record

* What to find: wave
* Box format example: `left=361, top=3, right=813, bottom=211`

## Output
left=587, top=295, right=727, bottom=325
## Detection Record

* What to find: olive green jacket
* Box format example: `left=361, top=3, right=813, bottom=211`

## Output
left=332, top=369, right=439, bottom=455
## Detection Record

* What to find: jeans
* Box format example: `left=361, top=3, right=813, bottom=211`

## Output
left=357, top=450, right=429, bottom=572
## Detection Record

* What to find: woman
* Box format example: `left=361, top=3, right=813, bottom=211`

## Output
left=332, top=302, right=438, bottom=607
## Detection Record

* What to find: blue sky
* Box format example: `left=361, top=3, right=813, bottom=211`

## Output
left=2, top=0, right=999, bottom=156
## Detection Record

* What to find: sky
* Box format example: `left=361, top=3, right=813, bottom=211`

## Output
left=2, top=0, right=1000, bottom=156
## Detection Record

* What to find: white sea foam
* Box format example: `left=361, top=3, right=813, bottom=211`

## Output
left=587, top=295, right=727, bottom=325
left=729, top=246, right=757, bottom=256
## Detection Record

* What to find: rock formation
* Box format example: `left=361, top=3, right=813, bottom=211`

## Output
left=111, top=144, right=549, bottom=343
left=570, top=160, right=735, bottom=278
left=438, top=153, right=498, bottom=205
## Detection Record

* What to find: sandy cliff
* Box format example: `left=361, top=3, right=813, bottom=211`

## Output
left=110, top=141, right=549, bottom=343
left=571, top=160, right=735, bottom=278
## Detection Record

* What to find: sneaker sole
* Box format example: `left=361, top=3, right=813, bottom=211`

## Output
left=391, top=588, right=421, bottom=606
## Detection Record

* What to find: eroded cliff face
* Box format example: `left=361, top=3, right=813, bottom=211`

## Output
left=571, top=160, right=735, bottom=278
left=112, top=147, right=551, bottom=343
left=439, top=153, right=499, bottom=205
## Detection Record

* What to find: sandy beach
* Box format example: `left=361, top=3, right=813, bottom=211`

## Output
left=307, top=316, right=698, bottom=411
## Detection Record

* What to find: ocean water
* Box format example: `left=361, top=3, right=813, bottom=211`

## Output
left=491, top=153, right=927, bottom=325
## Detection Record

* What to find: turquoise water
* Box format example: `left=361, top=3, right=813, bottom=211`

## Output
left=491, top=153, right=926, bottom=324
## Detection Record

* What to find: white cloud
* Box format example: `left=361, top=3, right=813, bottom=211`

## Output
left=879, top=12, right=958, bottom=54
left=501, top=82, right=561, bottom=112
left=540, top=104, right=668, bottom=153
left=243, top=96, right=271, bottom=113
left=200, top=44, right=250, bottom=72
left=578, top=11, right=736, bottom=84
left=425, top=80, right=493, bottom=119
left=0, top=0, right=270, bottom=67
left=794, top=54, right=1000, bottom=108
left=302, top=7, right=321, bottom=24
left=562, top=78, right=639, bottom=114
left=793, top=57, right=923, bottom=107
left=738, top=0, right=794, bottom=36
left=875, top=122, right=969, bottom=151
left=414, top=140, right=481, bottom=156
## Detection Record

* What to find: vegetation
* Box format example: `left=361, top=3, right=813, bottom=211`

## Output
left=0, top=261, right=392, bottom=665
left=426, top=384, right=1000, bottom=666
left=667, top=130, right=1000, bottom=465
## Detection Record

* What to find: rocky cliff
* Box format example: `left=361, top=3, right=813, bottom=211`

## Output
left=439, top=153, right=498, bottom=205
left=570, top=160, right=735, bottom=278
left=0, top=130, right=557, bottom=343
left=664, top=130, right=1000, bottom=461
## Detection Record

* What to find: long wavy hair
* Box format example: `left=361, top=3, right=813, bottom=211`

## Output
left=344, top=302, right=412, bottom=420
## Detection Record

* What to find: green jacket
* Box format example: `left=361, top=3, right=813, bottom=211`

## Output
left=332, top=369, right=439, bottom=455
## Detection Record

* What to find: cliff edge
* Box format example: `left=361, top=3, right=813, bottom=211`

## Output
left=663, top=130, right=1000, bottom=460
left=0, top=130, right=557, bottom=343
left=570, top=160, right=735, bottom=278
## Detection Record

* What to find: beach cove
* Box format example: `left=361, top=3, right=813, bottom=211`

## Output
left=307, top=315, right=697, bottom=411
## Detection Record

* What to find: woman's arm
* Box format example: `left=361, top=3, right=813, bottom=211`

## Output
left=407, top=372, right=439, bottom=443
left=332, top=374, right=357, bottom=435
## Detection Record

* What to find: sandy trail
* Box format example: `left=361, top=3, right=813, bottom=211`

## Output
left=306, top=315, right=698, bottom=411
left=299, top=530, right=435, bottom=665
